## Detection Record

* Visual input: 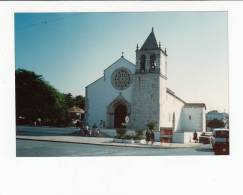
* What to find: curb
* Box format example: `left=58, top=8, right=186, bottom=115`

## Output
left=16, top=137, right=203, bottom=149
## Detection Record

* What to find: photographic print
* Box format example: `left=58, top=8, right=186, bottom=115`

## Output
left=15, top=12, right=229, bottom=157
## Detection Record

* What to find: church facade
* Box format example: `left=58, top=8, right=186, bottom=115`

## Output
left=85, top=29, right=206, bottom=133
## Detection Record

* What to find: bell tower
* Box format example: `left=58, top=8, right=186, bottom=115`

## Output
left=135, top=27, right=168, bottom=77
left=131, top=28, right=168, bottom=130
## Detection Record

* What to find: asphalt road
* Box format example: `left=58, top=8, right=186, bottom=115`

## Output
left=16, top=139, right=213, bottom=157
left=16, top=126, right=214, bottom=156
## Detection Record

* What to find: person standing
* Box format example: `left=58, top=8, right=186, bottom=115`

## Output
left=85, top=125, right=89, bottom=136
left=150, top=130, right=155, bottom=145
left=98, top=120, right=103, bottom=136
left=193, top=131, right=198, bottom=143
left=145, top=129, right=151, bottom=144
left=99, top=120, right=103, bottom=129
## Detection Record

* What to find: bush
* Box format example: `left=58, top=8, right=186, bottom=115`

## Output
left=146, top=121, right=156, bottom=130
left=134, top=129, right=145, bottom=140
left=124, top=134, right=133, bottom=140
left=92, top=123, right=97, bottom=129
left=116, top=128, right=126, bottom=139
left=207, top=119, right=225, bottom=128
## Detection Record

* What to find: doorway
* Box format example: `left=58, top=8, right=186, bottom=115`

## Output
left=114, top=103, right=127, bottom=128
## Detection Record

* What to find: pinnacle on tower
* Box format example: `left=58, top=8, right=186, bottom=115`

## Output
left=140, top=28, right=159, bottom=50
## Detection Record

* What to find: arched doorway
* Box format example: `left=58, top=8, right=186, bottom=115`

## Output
left=114, top=103, right=127, bottom=128
left=106, top=95, right=131, bottom=128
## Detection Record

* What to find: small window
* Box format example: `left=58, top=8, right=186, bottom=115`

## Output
left=189, top=115, right=191, bottom=120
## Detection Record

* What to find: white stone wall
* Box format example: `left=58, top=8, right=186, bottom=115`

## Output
left=172, top=132, right=202, bottom=143
left=181, top=106, right=206, bottom=132
left=85, top=77, right=105, bottom=127
left=159, top=51, right=167, bottom=77
left=86, top=57, right=135, bottom=127
left=160, top=91, right=185, bottom=131
left=159, top=78, right=168, bottom=128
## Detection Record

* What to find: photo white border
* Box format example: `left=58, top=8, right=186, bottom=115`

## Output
left=1, top=1, right=243, bottom=195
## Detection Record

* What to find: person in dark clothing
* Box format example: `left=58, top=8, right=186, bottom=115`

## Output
left=150, top=130, right=155, bottom=145
left=145, top=129, right=151, bottom=144
left=76, top=120, right=80, bottom=128
left=193, top=131, right=198, bottom=143
left=84, top=125, right=89, bottom=136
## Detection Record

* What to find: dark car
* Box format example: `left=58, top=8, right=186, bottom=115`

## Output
left=211, top=128, right=229, bottom=155
left=199, top=132, right=212, bottom=144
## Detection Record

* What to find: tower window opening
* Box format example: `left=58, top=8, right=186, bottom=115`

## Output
left=150, top=54, right=156, bottom=70
left=140, top=55, right=146, bottom=73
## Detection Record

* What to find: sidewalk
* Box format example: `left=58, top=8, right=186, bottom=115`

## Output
left=16, top=135, right=203, bottom=149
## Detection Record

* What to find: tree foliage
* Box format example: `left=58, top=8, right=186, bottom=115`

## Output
left=62, top=93, right=85, bottom=109
left=146, top=121, right=156, bottom=130
left=207, top=119, right=225, bottom=128
left=74, top=95, right=85, bottom=109
left=63, top=93, right=74, bottom=109
left=15, top=69, right=85, bottom=126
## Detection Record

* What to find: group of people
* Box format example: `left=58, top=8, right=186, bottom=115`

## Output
left=80, top=124, right=100, bottom=137
left=145, top=129, right=155, bottom=144
left=76, top=120, right=105, bottom=137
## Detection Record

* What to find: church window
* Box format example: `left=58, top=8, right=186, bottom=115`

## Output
left=140, top=55, right=146, bottom=72
left=111, top=68, right=132, bottom=90
left=150, top=54, right=156, bottom=70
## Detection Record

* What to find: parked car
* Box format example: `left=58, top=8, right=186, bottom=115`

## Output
left=211, top=128, right=229, bottom=155
left=199, top=133, right=212, bottom=144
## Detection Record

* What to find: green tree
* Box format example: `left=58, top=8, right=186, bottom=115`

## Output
left=74, top=95, right=85, bottom=109
left=146, top=121, right=157, bottom=130
left=15, top=69, right=65, bottom=125
left=207, top=119, right=225, bottom=128
left=63, top=93, right=74, bottom=108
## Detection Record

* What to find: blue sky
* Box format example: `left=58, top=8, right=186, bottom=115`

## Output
left=15, top=12, right=228, bottom=112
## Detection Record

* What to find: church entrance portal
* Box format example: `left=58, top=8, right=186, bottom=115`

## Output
left=114, top=103, right=127, bottom=128
left=106, top=95, right=131, bottom=128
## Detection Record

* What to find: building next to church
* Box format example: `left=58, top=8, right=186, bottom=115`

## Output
left=206, top=110, right=229, bottom=130
left=85, top=28, right=206, bottom=138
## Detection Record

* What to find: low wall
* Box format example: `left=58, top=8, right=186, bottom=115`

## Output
left=172, top=132, right=202, bottom=143
left=101, top=129, right=161, bottom=142
left=101, top=129, right=203, bottom=143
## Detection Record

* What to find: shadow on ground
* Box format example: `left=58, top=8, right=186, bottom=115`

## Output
left=195, top=145, right=213, bottom=152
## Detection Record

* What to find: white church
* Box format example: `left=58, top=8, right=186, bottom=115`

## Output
left=85, top=28, right=206, bottom=142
